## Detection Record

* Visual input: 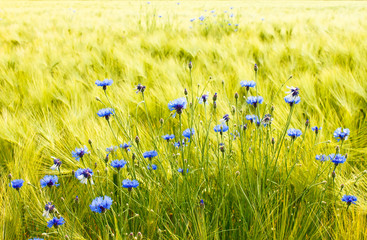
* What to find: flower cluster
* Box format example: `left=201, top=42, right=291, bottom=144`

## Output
left=14, top=64, right=360, bottom=240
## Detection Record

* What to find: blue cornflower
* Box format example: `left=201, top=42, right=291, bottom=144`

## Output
left=214, top=124, right=229, bottom=133
left=168, top=97, right=187, bottom=117
left=198, top=92, right=209, bottom=104
left=261, top=114, right=273, bottom=127
left=329, top=154, right=346, bottom=165
left=50, top=157, right=62, bottom=171
left=230, top=13, right=234, bottom=17
left=287, top=129, right=302, bottom=139
left=178, top=168, right=189, bottom=174
left=219, top=143, right=225, bottom=152
left=333, top=128, right=350, bottom=142
left=230, top=130, right=240, bottom=140
left=75, top=168, right=94, bottom=185
left=40, top=175, right=59, bottom=188
left=220, top=114, right=230, bottom=123
left=162, top=134, right=175, bottom=141
left=342, top=195, right=357, bottom=206
left=95, top=79, right=113, bottom=90
left=183, top=128, right=195, bottom=139
left=312, top=126, right=322, bottom=134
left=135, top=83, right=146, bottom=94
left=190, top=18, right=196, bottom=22
left=42, top=202, right=55, bottom=218
left=284, top=95, right=301, bottom=106
left=90, top=196, right=113, bottom=213
left=72, top=146, right=90, bottom=161
left=28, top=238, right=44, bottom=240
left=147, top=164, right=157, bottom=170
left=246, top=115, right=259, bottom=123
left=11, top=179, right=24, bottom=190
left=316, top=154, right=328, bottom=162
left=200, top=199, right=204, bottom=207
left=122, top=179, right=139, bottom=190
left=143, top=150, right=158, bottom=160
left=47, top=217, right=65, bottom=229
left=97, top=108, right=114, bottom=120
left=106, top=146, right=117, bottom=153
left=120, top=142, right=132, bottom=151
left=199, top=15, right=205, bottom=21
left=246, top=96, right=263, bottom=107
left=284, top=86, right=300, bottom=106
left=240, top=80, right=256, bottom=91
left=105, top=153, right=110, bottom=162
left=174, top=139, right=187, bottom=148
left=111, top=160, right=127, bottom=170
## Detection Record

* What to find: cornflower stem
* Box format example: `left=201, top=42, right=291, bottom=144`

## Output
left=179, top=113, right=185, bottom=178
left=254, top=67, right=261, bottom=120
left=188, top=69, right=195, bottom=170
left=190, top=67, right=193, bottom=101
left=81, top=156, right=87, bottom=168
left=103, top=213, right=110, bottom=238
left=71, top=201, right=77, bottom=239
left=340, top=140, right=344, bottom=154
left=272, top=105, right=295, bottom=173
left=125, top=192, right=132, bottom=233
left=103, top=89, right=144, bottom=164
left=142, top=93, right=157, bottom=143
left=108, top=120, right=136, bottom=179
left=220, top=132, right=226, bottom=234
left=118, top=170, right=123, bottom=232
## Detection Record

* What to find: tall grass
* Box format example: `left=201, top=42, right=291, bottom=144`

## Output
left=0, top=1, right=367, bottom=239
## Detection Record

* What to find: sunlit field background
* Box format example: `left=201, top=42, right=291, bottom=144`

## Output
left=1, top=1, right=367, bottom=239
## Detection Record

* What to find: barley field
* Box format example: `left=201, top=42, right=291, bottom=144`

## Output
left=1, top=1, right=367, bottom=239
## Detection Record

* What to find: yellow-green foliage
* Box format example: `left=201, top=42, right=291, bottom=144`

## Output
left=0, top=1, right=367, bottom=239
